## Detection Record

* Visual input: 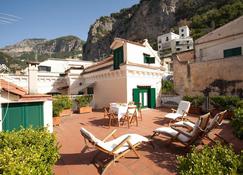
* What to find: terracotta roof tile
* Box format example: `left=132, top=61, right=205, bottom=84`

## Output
left=82, top=55, right=113, bottom=74
left=0, top=79, right=27, bottom=96
left=0, top=79, right=51, bottom=101
left=174, top=50, right=195, bottom=62
left=113, top=38, right=146, bottom=47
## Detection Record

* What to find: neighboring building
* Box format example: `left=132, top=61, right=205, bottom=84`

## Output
left=37, top=58, right=93, bottom=74
left=157, top=26, right=193, bottom=58
left=80, top=38, right=164, bottom=109
left=195, top=16, right=243, bottom=62
left=1, top=58, right=94, bottom=95
left=173, top=16, right=243, bottom=96
left=172, top=50, right=195, bottom=95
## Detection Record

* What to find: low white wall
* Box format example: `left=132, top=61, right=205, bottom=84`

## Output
left=43, top=100, right=53, bottom=133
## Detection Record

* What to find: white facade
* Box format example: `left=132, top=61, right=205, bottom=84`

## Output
left=157, top=26, right=194, bottom=57
left=195, top=16, right=243, bottom=62
left=37, top=58, right=93, bottom=74
left=81, top=38, right=164, bottom=109
left=1, top=59, right=94, bottom=95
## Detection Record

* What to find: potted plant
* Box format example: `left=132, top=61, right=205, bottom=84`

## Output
left=53, top=95, right=72, bottom=117
left=75, top=95, right=93, bottom=114
left=161, top=80, right=175, bottom=95
left=210, top=96, right=240, bottom=119
left=183, top=95, right=205, bottom=114
left=52, top=99, right=62, bottom=126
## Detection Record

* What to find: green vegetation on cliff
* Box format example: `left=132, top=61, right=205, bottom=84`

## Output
left=175, top=0, right=243, bottom=39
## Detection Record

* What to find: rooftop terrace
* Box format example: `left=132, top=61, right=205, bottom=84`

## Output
left=54, top=108, right=243, bottom=175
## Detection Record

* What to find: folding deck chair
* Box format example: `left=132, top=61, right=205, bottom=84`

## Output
left=152, top=113, right=210, bottom=147
left=80, top=128, right=149, bottom=174
left=165, top=100, right=191, bottom=125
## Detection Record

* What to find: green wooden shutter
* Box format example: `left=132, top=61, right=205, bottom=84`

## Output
left=224, top=47, right=242, bottom=58
left=2, top=102, right=44, bottom=131
left=23, top=102, right=44, bottom=128
left=113, top=46, right=123, bottom=70
left=149, top=57, right=155, bottom=64
left=2, top=103, right=24, bottom=131
left=133, top=88, right=140, bottom=107
left=148, top=88, right=156, bottom=109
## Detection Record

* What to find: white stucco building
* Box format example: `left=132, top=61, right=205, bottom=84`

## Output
left=195, top=16, right=243, bottom=62
left=157, top=26, right=194, bottom=57
left=1, top=58, right=94, bottom=95
left=80, top=38, right=164, bottom=109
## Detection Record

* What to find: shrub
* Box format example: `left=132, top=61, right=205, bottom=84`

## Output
left=75, top=95, right=93, bottom=107
left=161, top=80, right=174, bottom=94
left=231, top=108, right=243, bottom=139
left=238, top=151, right=243, bottom=174
left=210, top=96, right=241, bottom=111
left=52, top=95, right=72, bottom=117
left=183, top=96, right=205, bottom=107
left=52, top=99, right=63, bottom=117
left=177, top=143, right=240, bottom=175
left=0, top=128, right=60, bottom=174
left=53, top=95, right=72, bottom=109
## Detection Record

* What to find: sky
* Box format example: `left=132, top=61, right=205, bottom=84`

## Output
left=0, top=0, right=139, bottom=47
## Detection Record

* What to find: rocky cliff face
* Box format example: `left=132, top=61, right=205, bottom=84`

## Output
left=83, top=0, right=178, bottom=60
left=1, top=35, right=83, bottom=57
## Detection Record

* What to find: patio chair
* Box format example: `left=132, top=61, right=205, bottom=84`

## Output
left=134, top=102, right=142, bottom=121
left=121, top=105, right=138, bottom=128
left=165, top=100, right=191, bottom=125
left=172, top=110, right=228, bottom=144
left=151, top=113, right=210, bottom=147
left=80, top=128, right=149, bottom=175
left=103, top=107, right=110, bottom=118
left=173, top=110, right=227, bottom=133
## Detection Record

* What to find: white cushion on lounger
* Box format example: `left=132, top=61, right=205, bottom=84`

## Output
left=165, top=113, right=182, bottom=120
left=174, top=121, right=195, bottom=128
left=154, top=127, right=190, bottom=143
left=103, top=134, right=148, bottom=154
left=81, top=128, right=148, bottom=154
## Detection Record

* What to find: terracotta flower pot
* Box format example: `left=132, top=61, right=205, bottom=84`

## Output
left=79, top=106, right=92, bottom=114
left=53, top=116, right=61, bottom=126
left=189, top=106, right=203, bottom=115
left=60, top=109, right=72, bottom=117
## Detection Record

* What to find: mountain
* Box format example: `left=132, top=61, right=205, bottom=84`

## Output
left=1, top=35, right=84, bottom=57
left=0, top=35, right=85, bottom=72
left=83, top=0, right=243, bottom=60
left=83, top=0, right=178, bottom=60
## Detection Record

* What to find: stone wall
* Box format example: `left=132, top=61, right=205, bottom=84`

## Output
left=173, top=56, right=243, bottom=96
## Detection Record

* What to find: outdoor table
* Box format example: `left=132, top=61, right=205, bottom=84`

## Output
left=109, top=103, right=138, bottom=127
left=109, top=103, right=128, bottom=122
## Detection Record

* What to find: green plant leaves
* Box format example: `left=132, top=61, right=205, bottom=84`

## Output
left=177, top=143, right=240, bottom=175
left=183, top=96, right=205, bottom=107
left=52, top=95, right=72, bottom=117
left=232, top=108, right=243, bottom=139
left=75, top=95, right=92, bottom=107
left=0, top=128, right=60, bottom=175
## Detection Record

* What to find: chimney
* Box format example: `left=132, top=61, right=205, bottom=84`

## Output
left=27, top=61, right=39, bottom=94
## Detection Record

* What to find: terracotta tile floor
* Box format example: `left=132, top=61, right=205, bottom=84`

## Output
left=54, top=108, right=243, bottom=175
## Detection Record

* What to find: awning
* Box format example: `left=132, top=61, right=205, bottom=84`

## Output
left=80, top=82, right=96, bottom=90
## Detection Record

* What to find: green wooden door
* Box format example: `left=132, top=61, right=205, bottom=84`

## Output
left=148, top=88, right=156, bottom=109
left=2, top=102, right=44, bottom=131
left=133, top=88, right=140, bottom=105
